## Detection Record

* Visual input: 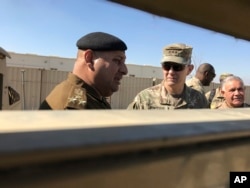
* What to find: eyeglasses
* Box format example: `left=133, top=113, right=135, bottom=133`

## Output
left=162, top=62, right=186, bottom=72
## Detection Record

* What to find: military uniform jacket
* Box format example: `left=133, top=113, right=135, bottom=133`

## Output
left=205, top=88, right=224, bottom=109
left=39, top=73, right=111, bottom=110
left=216, top=101, right=250, bottom=109
left=186, top=76, right=205, bottom=95
left=127, top=82, right=208, bottom=110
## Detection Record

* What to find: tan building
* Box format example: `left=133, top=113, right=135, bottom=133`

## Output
left=4, top=52, right=250, bottom=110
left=7, top=52, right=163, bottom=79
left=4, top=52, right=164, bottom=110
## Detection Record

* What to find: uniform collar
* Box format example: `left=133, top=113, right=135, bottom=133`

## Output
left=68, top=72, right=103, bottom=101
left=159, top=82, right=187, bottom=107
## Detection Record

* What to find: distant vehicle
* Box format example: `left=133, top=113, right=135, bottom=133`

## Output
left=0, top=47, right=20, bottom=110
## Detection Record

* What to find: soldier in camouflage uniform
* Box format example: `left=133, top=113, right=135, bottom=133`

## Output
left=127, top=43, right=208, bottom=110
left=186, top=63, right=216, bottom=95
left=216, top=75, right=250, bottom=109
left=39, top=32, right=128, bottom=110
left=205, top=73, right=233, bottom=109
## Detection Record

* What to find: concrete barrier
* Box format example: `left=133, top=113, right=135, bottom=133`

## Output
left=0, top=109, right=250, bottom=187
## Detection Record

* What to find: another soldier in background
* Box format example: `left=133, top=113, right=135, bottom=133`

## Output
left=205, top=73, right=233, bottom=109
left=216, top=75, right=250, bottom=109
left=186, top=63, right=216, bottom=95
left=39, top=32, right=128, bottom=110
left=127, top=43, right=208, bottom=110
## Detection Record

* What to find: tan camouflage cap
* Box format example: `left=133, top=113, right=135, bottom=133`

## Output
left=219, top=73, right=234, bottom=83
left=161, top=43, right=192, bottom=65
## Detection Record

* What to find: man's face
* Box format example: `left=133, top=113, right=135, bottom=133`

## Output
left=221, top=80, right=245, bottom=107
left=162, top=62, right=193, bottom=87
left=93, top=51, right=127, bottom=97
left=203, top=69, right=216, bottom=86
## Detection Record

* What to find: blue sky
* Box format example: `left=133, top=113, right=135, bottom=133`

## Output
left=1, top=0, right=250, bottom=84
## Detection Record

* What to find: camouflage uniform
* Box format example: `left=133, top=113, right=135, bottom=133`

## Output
left=186, top=76, right=205, bottom=95
left=216, top=101, right=250, bottom=109
left=127, top=81, right=208, bottom=110
left=205, top=88, right=224, bottom=109
left=205, top=73, right=234, bottom=109
left=39, top=73, right=111, bottom=110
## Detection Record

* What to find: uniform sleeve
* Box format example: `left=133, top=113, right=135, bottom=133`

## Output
left=127, top=91, right=153, bottom=110
left=205, top=91, right=211, bottom=101
left=202, top=94, right=209, bottom=108
left=127, top=95, right=143, bottom=110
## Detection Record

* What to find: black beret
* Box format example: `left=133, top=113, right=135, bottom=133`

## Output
left=76, top=32, right=127, bottom=51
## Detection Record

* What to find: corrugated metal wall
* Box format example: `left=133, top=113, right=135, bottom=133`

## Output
left=40, top=70, right=68, bottom=102
left=6, top=67, right=250, bottom=110
left=110, top=77, right=162, bottom=109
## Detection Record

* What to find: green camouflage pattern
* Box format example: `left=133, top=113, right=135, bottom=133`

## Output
left=205, top=88, right=224, bottom=109
left=186, top=76, right=205, bottom=95
left=127, top=82, right=208, bottom=110
left=161, top=43, right=192, bottom=64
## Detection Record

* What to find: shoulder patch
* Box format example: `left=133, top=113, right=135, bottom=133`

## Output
left=65, top=87, right=87, bottom=109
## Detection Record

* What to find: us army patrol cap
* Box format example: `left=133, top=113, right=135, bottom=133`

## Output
left=219, top=73, right=234, bottom=83
left=76, top=32, right=127, bottom=51
left=161, top=43, right=192, bottom=65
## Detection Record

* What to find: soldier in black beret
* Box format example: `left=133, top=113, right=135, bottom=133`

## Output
left=39, top=32, right=128, bottom=110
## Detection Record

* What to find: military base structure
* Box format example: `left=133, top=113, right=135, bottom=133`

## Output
left=1, top=51, right=250, bottom=110
left=0, top=48, right=21, bottom=110
left=1, top=0, right=250, bottom=187
left=4, top=51, right=164, bottom=110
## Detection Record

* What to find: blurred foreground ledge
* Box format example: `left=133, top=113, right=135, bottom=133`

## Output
left=0, top=109, right=250, bottom=188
